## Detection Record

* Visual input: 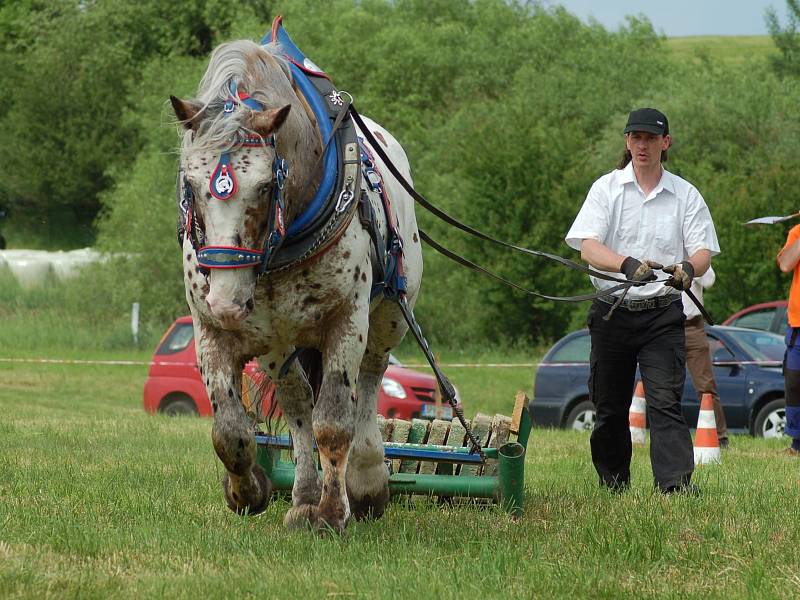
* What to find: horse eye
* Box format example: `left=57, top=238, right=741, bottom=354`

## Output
left=259, top=183, right=272, bottom=196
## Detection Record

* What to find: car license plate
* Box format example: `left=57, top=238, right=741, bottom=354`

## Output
left=421, top=404, right=452, bottom=419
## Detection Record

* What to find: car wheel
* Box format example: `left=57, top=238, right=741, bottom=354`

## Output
left=753, top=398, right=786, bottom=438
left=565, top=400, right=596, bottom=432
left=160, top=395, right=198, bottom=416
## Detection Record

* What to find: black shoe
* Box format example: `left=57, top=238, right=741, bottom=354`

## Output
left=719, top=437, right=729, bottom=449
left=661, top=483, right=701, bottom=496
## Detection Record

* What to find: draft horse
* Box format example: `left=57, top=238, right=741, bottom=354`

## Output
left=170, top=29, right=422, bottom=532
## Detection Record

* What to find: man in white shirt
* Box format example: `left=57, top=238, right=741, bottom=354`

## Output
left=683, top=266, right=728, bottom=447
left=565, top=107, right=720, bottom=494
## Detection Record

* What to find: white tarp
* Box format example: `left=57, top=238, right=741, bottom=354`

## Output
left=0, top=248, right=102, bottom=288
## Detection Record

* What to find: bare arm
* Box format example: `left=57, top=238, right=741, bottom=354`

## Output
left=686, top=249, right=711, bottom=277
left=580, top=239, right=626, bottom=273
left=583, top=239, right=712, bottom=283
left=778, top=238, right=800, bottom=273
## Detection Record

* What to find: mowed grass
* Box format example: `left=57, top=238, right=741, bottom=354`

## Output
left=2, top=359, right=800, bottom=599
left=666, top=35, right=777, bottom=65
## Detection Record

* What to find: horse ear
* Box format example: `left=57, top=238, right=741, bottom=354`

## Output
left=249, top=104, right=291, bottom=137
left=170, top=95, right=203, bottom=131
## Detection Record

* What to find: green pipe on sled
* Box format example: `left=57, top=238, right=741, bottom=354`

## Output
left=256, top=440, right=526, bottom=515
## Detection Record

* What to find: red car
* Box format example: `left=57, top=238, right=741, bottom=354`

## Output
left=722, top=300, right=788, bottom=335
left=143, top=317, right=454, bottom=420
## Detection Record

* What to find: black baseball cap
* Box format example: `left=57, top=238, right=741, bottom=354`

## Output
left=623, top=108, right=669, bottom=136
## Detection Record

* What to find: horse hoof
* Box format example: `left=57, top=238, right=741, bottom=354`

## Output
left=222, top=463, right=272, bottom=516
left=347, top=484, right=390, bottom=521
left=284, top=504, right=347, bottom=535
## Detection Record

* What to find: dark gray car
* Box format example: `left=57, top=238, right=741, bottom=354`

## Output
left=532, top=326, right=786, bottom=438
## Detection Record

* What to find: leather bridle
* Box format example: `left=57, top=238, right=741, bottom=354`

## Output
left=179, top=82, right=289, bottom=275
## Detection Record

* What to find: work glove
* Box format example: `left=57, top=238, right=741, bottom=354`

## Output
left=663, top=261, right=695, bottom=291
left=620, top=256, right=662, bottom=282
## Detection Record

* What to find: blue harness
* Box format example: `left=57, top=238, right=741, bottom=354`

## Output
left=261, top=19, right=339, bottom=237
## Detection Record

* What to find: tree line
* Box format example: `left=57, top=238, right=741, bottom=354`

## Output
left=3, top=0, right=800, bottom=347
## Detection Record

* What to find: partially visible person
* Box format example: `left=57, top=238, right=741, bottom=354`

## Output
left=682, top=265, right=728, bottom=448
left=776, top=225, right=800, bottom=455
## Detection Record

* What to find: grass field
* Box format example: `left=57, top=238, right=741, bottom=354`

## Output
left=2, top=357, right=799, bottom=599
left=666, top=35, right=777, bottom=64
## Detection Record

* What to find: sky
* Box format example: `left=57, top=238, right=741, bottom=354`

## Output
left=545, top=0, right=789, bottom=37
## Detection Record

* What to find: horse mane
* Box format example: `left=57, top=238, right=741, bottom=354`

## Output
left=181, top=40, right=301, bottom=156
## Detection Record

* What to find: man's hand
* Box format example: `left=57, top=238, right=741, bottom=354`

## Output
left=663, top=261, right=695, bottom=290
left=621, top=256, right=663, bottom=282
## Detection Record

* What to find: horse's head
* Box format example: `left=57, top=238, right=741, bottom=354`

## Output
left=170, top=41, right=315, bottom=329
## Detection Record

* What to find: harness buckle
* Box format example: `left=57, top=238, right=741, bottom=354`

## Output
left=365, top=170, right=383, bottom=192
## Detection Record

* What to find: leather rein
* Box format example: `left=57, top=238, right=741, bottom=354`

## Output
left=348, top=108, right=653, bottom=305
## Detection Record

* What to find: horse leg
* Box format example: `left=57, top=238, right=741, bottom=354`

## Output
left=284, top=321, right=366, bottom=533
left=346, top=347, right=390, bottom=520
left=257, top=350, right=322, bottom=511
left=197, top=329, right=272, bottom=515
left=347, top=301, right=410, bottom=520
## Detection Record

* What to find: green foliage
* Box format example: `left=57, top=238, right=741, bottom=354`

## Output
left=0, top=266, right=159, bottom=352
left=413, top=12, right=669, bottom=343
left=0, top=0, right=272, bottom=244
left=767, top=0, right=800, bottom=77
left=4, top=0, right=799, bottom=348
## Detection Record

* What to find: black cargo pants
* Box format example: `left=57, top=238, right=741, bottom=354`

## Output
left=587, top=298, right=694, bottom=491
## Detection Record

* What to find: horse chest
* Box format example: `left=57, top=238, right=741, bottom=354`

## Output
left=251, top=239, right=371, bottom=346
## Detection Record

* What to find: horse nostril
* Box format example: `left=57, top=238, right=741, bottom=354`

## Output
left=245, top=298, right=254, bottom=311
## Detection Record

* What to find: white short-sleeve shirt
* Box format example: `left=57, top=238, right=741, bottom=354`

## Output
left=565, top=162, right=720, bottom=300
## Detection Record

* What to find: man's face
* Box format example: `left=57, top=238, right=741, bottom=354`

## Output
left=625, top=131, right=671, bottom=169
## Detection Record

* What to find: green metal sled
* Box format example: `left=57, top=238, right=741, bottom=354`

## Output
left=255, top=392, right=531, bottom=517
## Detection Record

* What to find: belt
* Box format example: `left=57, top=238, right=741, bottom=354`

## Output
left=597, top=294, right=681, bottom=312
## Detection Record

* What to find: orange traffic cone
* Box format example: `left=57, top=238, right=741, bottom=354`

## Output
left=629, top=381, right=647, bottom=444
left=694, top=393, right=721, bottom=465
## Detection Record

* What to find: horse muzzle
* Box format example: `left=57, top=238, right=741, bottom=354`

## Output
left=205, top=273, right=254, bottom=329
left=206, top=295, right=252, bottom=329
